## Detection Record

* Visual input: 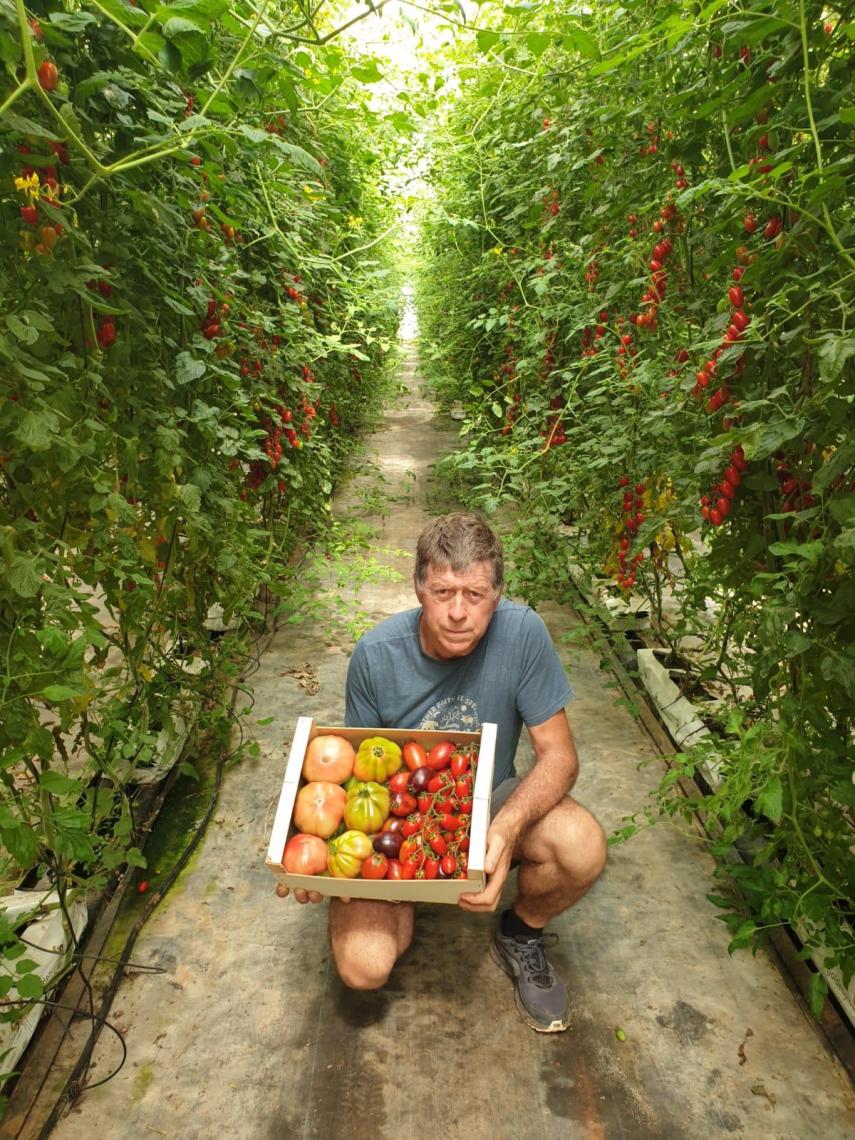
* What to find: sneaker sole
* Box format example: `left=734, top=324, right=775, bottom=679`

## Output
left=490, top=941, right=569, bottom=1034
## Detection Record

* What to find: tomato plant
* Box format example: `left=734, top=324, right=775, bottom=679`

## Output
left=416, top=0, right=855, bottom=1012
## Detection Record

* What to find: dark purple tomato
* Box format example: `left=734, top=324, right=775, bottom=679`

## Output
left=373, top=830, right=403, bottom=859
left=409, top=766, right=435, bottom=794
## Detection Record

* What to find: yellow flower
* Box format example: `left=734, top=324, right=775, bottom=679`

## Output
left=14, top=172, right=40, bottom=200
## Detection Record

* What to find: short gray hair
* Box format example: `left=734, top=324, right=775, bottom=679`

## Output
left=414, top=513, right=504, bottom=592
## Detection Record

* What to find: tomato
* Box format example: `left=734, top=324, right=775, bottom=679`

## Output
left=435, top=795, right=458, bottom=814
left=401, top=860, right=417, bottom=880
left=440, top=813, right=461, bottom=831
left=427, top=833, right=447, bottom=856
left=294, top=780, right=346, bottom=839
left=450, top=752, right=470, bottom=778
left=387, top=770, right=411, bottom=794
left=303, top=734, right=355, bottom=783
left=361, top=852, right=389, bottom=880
left=37, top=60, right=58, bottom=91
left=408, top=766, right=434, bottom=794
left=402, top=741, right=428, bottom=771
left=373, top=829, right=403, bottom=859
left=401, top=814, right=422, bottom=837
left=731, top=309, right=750, bottom=332
left=385, top=859, right=403, bottom=880
left=728, top=285, right=744, bottom=308
left=355, top=736, right=402, bottom=782
left=455, top=777, right=472, bottom=799
left=458, top=796, right=473, bottom=815
left=417, top=792, right=432, bottom=815
left=440, top=855, right=457, bottom=877
left=343, top=780, right=390, bottom=834
left=399, top=836, right=424, bottom=868
left=380, top=815, right=405, bottom=834
left=423, top=858, right=440, bottom=880
left=743, top=212, right=758, bottom=234
left=137, top=880, right=150, bottom=894
left=709, top=508, right=723, bottom=527
left=20, top=205, right=38, bottom=225
left=390, top=790, right=417, bottom=818
left=97, top=321, right=116, bottom=349
left=327, top=830, right=373, bottom=878
left=427, top=740, right=455, bottom=770
left=283, top=833, right=328, bottom=875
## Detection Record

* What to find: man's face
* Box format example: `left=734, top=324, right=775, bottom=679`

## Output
left=415, top=560, right=501, bottom=660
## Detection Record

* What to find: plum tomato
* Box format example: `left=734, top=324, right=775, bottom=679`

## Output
left=388, top=770, right=412, bottom=795
left=450, top=752, right=470, bottom=778
left=385, top=858, right=404, bottom=880
left=402, top=741, right=428, bottom=771
left=408, top=766, right=434, bottom=794
left=455, top=777, right=472, bottom=799
left=423, top=858, right=440, bottom=880
left=427, top=740, right=455, bottom=770
left=440, top=854, right=457, bottom=877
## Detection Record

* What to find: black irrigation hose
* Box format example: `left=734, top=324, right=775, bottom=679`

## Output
left=27, top=635, right=267, bottom=1137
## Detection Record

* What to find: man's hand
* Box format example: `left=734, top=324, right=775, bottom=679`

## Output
left=275, top=884, right=351, bottom=904
left=457, top=821, right=517, bottom=912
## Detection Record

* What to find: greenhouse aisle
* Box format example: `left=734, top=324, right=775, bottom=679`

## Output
left=48, top=341, right=854, bottom=1140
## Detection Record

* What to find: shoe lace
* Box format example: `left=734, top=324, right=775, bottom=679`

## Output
left=514, top=933, right=558, bottom=989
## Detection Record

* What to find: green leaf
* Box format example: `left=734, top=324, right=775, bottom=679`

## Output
left=15, top=973, right=44, bottom=1000
left=754, top=776, right=783, bottom=823
left=14, top=958, right=39, bottom=975
left=39, top=685, right=84, bottom=704
left=176, top=352, right=206, bottom=385
left=40, top=770, right=79, bottom=794
left=808, top=971, right=828, bottom=1020
left=15, top=409, right=60, bottom=452
left=350, top=60, right=383, bottom=84
left=476, top=29, right=501, bottom=52
left=727, top=920, right=757, bottom=952
left=817, top=335, right=855, bottom=384
left=8, top=554, right=44, bottom=599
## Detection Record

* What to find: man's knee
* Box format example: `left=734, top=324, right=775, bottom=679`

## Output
left=329, top=899, right=414, bottom=990
left=334, top=942, right=397, bottom=991
left=541, top=799, right=608, bottom=884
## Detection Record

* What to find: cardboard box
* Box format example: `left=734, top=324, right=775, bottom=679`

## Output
left=266, top=718, right=496, bottom=904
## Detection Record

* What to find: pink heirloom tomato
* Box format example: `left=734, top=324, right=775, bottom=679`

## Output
left=302, top=734, right=356, bottom=783
left=283, top=833, right=328, bottom=875
left=294, top=780, right=346, bottom=839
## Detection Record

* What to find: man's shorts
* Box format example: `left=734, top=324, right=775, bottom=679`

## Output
left=490, top=776, right=521, bottom=819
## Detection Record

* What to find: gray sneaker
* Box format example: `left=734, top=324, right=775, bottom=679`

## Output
left=491, top=923, right=570, bottom=1033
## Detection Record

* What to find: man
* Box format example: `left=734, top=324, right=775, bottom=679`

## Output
left=278, top=512, right=606, bottom=1033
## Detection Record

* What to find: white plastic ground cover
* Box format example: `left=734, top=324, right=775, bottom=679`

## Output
left=636, top=647, right=716, bottom=756
left=0, top=891, right=88, bottom=1086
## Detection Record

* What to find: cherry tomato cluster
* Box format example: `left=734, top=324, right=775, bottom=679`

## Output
left=611, top=476, right=646, bottom=590
left=700, top=445, right=749, bottom=528
left=365, top=740, right=478, bottom=882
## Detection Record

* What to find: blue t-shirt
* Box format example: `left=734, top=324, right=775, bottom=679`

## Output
left=344, top=598, right=573, bottom=787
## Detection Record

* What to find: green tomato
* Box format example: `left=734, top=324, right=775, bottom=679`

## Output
left=343, top=780, right=390, bottom=834
left=327, top=830, right=374, bottom=878
left=354, top=736, right=402, bottom=782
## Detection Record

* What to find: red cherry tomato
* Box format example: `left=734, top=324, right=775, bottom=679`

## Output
left=37, top=60, right=58, bottom=92
left=440, top=854, right=457, bottom=877
left=137, top=880, right=149, bottom=894
left=423, top=858, right=440, bottom=880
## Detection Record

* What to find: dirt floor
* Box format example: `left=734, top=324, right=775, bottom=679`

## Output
left=41, top=333, right=855, bottom=1139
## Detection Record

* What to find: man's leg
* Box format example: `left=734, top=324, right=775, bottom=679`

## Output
left=513, top=796, right=607, bottom=926
left=329, top=898, right=415, bottom=990
left=492, top=797, right=606, bottom=1032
